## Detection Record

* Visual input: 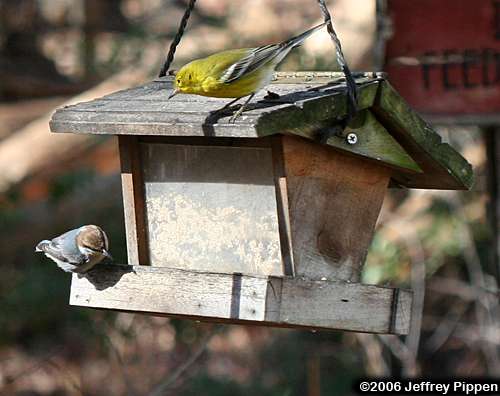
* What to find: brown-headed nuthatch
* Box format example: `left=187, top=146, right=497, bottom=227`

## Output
left=36, top=225, right=112, bottom=273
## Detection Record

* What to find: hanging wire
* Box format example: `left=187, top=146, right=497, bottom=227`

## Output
left=316, top=0, right=359, bottom=124
left=158, top=0, right=197, bottom=77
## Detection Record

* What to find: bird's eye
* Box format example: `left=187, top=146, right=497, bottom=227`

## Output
left=188, top=74, right=192, bottom=81
left=83, top=244, right=100, bottom=253
left=177, top=79, right=181, bottom=84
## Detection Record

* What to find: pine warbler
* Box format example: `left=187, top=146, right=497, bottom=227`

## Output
left=168, top=23, right=326, bottom=122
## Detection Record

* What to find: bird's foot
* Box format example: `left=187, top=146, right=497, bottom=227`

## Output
left=224, top=104, right=242, bottom=114
left=211, top=103, right=240, bottom=118
left=228, top=106, right=245, bottom=123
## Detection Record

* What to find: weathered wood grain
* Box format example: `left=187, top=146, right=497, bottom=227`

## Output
left=86, top=72, right=380, bottom=105
left=128, top=135, right=391, bottom=282
left=254, top=82, right=379, bottom=136
left=284, top=109, right=422, bottom=174
left=393, top=288, right=413, bottom=334
left=268, top=71, right=387, bottom=84
left=138, top=135, right=273, bottom=148
left=271, top=136, right=295, bottom=276
left=82, top=84, right=348, bottom=105
left=372, top=81, right=474, bottom=190
left=119, top=136, right=149, bottom=265
left=70, top=264, right=412, bottom=334
left=50, top=79, right=379, bottom=137
left=49, top=72, right=473, bottom=190
left=50, top=120, right=259, bottom=138
left=341, top=110, right=421, bottom=173
left=282, top=135, right=392, bottom=282
left=277, top=277, right=406, bottom=332
left=50, top=109, right=263, bottom=127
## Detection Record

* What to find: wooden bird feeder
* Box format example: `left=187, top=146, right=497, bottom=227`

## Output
left=50, top=72, right=473, bottom=335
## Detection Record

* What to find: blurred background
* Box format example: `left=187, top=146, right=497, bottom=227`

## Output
left=0, top=0, right=498, bottom=395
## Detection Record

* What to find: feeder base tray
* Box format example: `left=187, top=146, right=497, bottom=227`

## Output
left=70, top=264, right=412, bottom=334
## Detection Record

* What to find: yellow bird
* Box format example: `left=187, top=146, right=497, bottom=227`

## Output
left=168, top=23, right=326, bottom=122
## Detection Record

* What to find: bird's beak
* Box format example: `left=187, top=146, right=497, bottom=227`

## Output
left=168, top=89, right=179, bottom=100
left=103, top=250, right=113, bottom=261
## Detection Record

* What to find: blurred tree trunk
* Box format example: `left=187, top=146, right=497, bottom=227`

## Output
left=83, top=0, right=129, bottom=79
left=307, top=355, right=321, bottom=396
left=0, top=0, right=76, bottom=99
left=0, top=65, right=148, bottom=193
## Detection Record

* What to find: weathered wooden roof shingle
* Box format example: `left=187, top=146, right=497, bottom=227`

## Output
left=50, top=72, right=473, bottom=190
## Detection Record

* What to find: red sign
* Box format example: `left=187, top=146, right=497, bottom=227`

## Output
left=385, top=0, right=500, bottom=118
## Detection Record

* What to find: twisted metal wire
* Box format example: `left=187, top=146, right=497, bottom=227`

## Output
left=317, top=0, right=358, bottom=122
left=158, top=0, right=197, bottom=77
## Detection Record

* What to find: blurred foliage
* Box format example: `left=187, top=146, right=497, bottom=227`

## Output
left=0, top=260, right=109, bottom=349
left=48, top=169, right=96, bottom=204
left=363, top=233, right=407, bottom=285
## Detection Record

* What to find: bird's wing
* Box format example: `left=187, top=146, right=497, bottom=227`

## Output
left=219, top=44, right=281, bottom=84
left=37, top=240, right=87, bottom=266
left=219, top=23, right=326, bottom=85
left=44, top=229, right=87, bottom=266
left=52, top=229, right=80, bottom=252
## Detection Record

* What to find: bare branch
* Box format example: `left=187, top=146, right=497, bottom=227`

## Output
left=356, top=334, right=390, bottom=377
left=148, top=325, right=219, bottom=396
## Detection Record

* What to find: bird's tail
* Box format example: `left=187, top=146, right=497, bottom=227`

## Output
left=35, top=240, right=50, bottom=252
left=281, top=22, right=327, bottom=49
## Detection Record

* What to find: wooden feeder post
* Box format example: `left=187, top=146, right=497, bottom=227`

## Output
left=50, top=72, right=473, bottom=335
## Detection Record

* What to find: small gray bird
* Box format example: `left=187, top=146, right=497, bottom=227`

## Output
left=36, top=225, right=112, bottom=273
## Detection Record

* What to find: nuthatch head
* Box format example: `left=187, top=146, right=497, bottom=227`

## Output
left=36, top=225, right=112, bottom=273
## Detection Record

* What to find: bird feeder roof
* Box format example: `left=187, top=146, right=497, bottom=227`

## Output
left=50, top=72, right=473, bottom=190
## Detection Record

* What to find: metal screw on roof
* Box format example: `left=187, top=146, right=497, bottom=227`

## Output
left=346, top=133, right=358, bottom=145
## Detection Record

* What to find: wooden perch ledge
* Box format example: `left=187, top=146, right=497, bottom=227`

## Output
left=71, top=264, right=412, bottom=335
